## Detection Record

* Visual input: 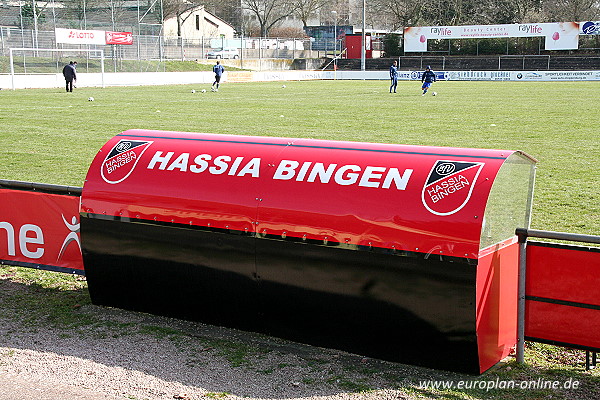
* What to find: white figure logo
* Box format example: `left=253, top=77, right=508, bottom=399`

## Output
left=58, top=215, right=81, bottom=260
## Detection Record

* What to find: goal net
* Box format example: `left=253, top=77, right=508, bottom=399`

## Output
left=9, top=48, right=105, bottom=89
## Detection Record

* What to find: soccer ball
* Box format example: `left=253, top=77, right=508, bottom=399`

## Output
left=282, top=84, right=286, bottom=88
left=191, top=89, right=196, bottom=93
left=87, top=97, right=94, bottom=101
left=201, top=89, right=206, bottom=93
left=432, top=92, right=437, bottom=96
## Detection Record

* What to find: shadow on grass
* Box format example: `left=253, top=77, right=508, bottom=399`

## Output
left=0, top=268, right=598, bottom=400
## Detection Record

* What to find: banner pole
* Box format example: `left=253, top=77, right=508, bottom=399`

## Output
left=516, top=228, right=528, bottom=364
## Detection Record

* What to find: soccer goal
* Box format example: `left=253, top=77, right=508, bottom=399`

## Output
left=9, top=48, right=105, bottom=90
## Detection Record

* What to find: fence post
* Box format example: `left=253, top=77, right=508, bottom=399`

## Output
left=516, top=228, right=528, bottom=364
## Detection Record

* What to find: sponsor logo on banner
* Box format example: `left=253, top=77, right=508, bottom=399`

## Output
left=58, top=214, right=81, bottom=261
left=106, top=31, right=134, bottom=45
left=581, top=21, right=600, bottom=34
left=101, top=140, right=153, bottom=184
left=55, top=28, right=106, bottom=45
left=422, top=161, right=484, bottom=216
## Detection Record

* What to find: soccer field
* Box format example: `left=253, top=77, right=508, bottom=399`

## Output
left=0, top=80, right=598, bottom=236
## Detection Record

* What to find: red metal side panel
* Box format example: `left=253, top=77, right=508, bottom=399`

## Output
left=476, top=238, right=519, bottom=373
left=526, top=302, right=600, bottom=349
left=525, top=242, right=600, bottom=350
left=0, top=189, right=84, bottom=274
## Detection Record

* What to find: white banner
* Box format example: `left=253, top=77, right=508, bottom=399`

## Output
left=55, top=28, right=106, bottom=45
left=431, top=70, right=600, bottom=82
left=404, top=22, right=580, bottom=52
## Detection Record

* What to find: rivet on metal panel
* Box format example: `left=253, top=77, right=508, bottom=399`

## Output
left=416, top=247, right=419, bottom=251
left=282, top=231, right=287, bottom=239
left=474, top=216, right=478, bottom=219
left=189, top=221, right=192, bottom=225
left=154, top=216, right=157, bottom=221
left=136, top=215, right=139, bottom=218
left=207, top=223, right=211, bottom=227
left=324, top=237, right=328, bottom=245
left=302, top=234, right=307, bottom=241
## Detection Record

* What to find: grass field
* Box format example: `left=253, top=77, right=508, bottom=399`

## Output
left=0, top=79, right=598, bottom=235
left=0, top=79, right=599, bottom=399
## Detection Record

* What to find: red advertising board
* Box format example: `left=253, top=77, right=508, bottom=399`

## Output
left=105, top=31, right=133, bottom=45
left=525, top=242, right=600, bottom=350
left=0, top=189, right=84, bottom=274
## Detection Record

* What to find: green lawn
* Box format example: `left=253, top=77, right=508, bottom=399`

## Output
left=0, top=79, right=599, bottom=398
left=1, top=80, right=598, bottom=235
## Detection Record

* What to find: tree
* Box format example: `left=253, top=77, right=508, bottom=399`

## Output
left=100, top=0, right=130, bottom=30
left=366, top=0, right=425, bottom=31
left=542, top=0, right=600, bottom=21
left=20, top=0, right=46, bottom=29
left=63, top=0, right=99, bottom=29
left=293, top=0, right=331, bottom=28
left=243, top=0, right=298, bottom=37
left=383, top=33, right=401, bottom=56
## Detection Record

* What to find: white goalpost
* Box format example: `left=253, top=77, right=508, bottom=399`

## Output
left=9, top=48, right=105, bottom=90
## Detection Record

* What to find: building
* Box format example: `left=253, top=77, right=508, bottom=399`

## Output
left=163, top=6, right=235, bottom=40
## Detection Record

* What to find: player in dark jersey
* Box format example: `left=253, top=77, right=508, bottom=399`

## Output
left=212, top=61, right=225, bottom=91
left=421, top=65, right=436, bottom=96
left=389, top=61, right=398, bottom=93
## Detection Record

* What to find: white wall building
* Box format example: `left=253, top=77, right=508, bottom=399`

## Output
left=163, top=6, right=235, bottom=39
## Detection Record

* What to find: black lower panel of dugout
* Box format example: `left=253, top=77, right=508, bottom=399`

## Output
left=81, top=216, right=480, bottom=373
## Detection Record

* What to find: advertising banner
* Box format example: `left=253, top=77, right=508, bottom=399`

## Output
left=401, top=70, right=600, bottom=82
left=580, top=21, right=600, bottom=34
left=404, top=22, right=579, bottom=52
left=106, top=31, right=134, bottom=45
left=55, top=28, right=107, bottom=45
left=0, top=189, right=84, bottom=274
left=55, top=28, right=134, bottom=45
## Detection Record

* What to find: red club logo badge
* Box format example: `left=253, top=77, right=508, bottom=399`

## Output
left=100, top=140, right=153, bottom=184
left=422, top=160, right=484, bottom=216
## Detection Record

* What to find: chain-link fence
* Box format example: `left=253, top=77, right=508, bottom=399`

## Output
left=0, top=27, right=325, bottom=74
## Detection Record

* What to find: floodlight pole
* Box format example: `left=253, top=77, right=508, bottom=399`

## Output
left=332, top=10, right=337, bottom=78
left=32, top=0, right=38, bottom=49
left=9, top=48, right=15, bottom=90
left=100, top=50, right=105, bottom=88
left=361, top=0, right=366, bottom=71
